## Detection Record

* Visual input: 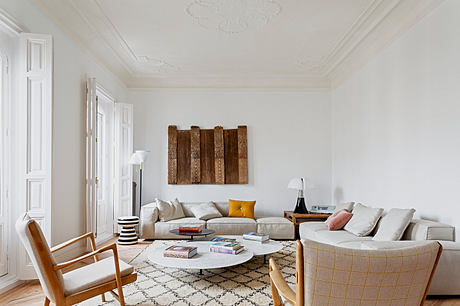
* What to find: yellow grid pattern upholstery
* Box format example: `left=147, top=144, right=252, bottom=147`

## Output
left=302, top=239, right=440, bottom=306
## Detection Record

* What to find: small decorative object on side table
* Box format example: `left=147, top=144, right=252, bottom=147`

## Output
left=117, top=216, right=140, bottom=245
left=169, top=228, right=215, bottom=240
left=284, top=210, right=330, bottom=239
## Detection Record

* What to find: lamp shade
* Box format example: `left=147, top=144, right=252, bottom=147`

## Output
left=288, top=177, right=304, bottom=190
left=129, top=150, right=149, bottom=165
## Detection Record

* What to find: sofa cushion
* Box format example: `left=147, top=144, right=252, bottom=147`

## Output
left=344, top=203, right=383, bottom=236
left=206, top=217, right=256, bottom=235
left=315, top=229, right=372, bottom=245
left=157, top=198, right=185, bottom=221
left=256, top=217, right=294, bottom=240
left=154, top=217, right=206, bottom=238
left=402, top=219, right=455, bottom=241
left=181, top=202, right=229, bottom=217
left=299, top=222, right=328, bottom=240
left=373, top=208, right=415, bottom=241
left=190, top=202, right=222, bottom=220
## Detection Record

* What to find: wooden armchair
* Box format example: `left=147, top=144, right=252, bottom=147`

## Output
left=15, top=214, right=137, bottom=306
left=269, top=239, right=442, bottom=306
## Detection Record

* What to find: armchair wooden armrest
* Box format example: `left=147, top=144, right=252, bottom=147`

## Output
left=51, top=232, right=97, bottom=253
left=53, top=243, right=117, bottom=271
left=269, top=258, right=296, bottom=305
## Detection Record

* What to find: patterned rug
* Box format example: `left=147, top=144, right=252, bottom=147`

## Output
left=80, top=240, right=296, bottom=305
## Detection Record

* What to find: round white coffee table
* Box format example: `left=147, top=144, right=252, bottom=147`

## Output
left=148, top=241, right=253, bottom=274
left=220, top=235, right=283, bottom=263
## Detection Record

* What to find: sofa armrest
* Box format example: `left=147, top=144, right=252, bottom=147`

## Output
left=402, top=219, right=454, bottom=241
left=140, top=202, right=158, bottom=239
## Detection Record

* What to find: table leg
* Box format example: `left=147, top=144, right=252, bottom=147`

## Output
left=200, top=269, right=203, bottom=275
left=264, top=255, right=267, bottom=264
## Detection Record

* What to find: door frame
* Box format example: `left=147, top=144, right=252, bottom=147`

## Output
left=95, top=84, right=115, bottom=243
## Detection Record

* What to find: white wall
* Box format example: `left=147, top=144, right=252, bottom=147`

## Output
left=130, top=90, right=332, bottom=216
left=331, top=0, right=460, bottom=238
left=0, top=0, right=128, bottom=245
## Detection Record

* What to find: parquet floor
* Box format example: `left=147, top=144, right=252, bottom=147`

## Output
left=0, top=238, right=458, bottom=305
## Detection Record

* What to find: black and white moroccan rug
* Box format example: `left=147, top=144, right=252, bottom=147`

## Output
left=80, top=240, right=296, bottom=305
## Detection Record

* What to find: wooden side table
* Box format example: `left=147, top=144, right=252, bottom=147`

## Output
left=284, top=211, right=330, bottom=239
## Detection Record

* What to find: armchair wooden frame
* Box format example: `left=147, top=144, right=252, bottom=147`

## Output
left=269, top=240, right=442, bottom=306
left=26, top=222, right=137, bottom=306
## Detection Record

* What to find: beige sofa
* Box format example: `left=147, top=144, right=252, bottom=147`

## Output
left=140, top=201, right=294, bottom=240
left=299, top=218, right=460, bottom=295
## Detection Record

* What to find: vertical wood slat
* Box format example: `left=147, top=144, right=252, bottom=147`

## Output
left=177, top=130, right=191, bottom=184
left=190, top=126, right=201, bottom=184
left=168, top=125, right=177, bottom=184
left=224, top=129, right=239, bottom=184
left=214, top=126, right=225, bottom=184
left=200, top=129, right=215, bottom=184
left=238, top=126, right=248, bottom=184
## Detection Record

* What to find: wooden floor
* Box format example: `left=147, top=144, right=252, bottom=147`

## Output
left=0, top=238, right=459, bottom=305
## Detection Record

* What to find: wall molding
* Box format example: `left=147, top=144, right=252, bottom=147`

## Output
left=0, top=8, right=24, bottom=36
left=32, top=0, right=443, bottom=89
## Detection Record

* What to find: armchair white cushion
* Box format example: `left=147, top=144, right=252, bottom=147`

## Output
left=63, top=257, right=134, bottom=295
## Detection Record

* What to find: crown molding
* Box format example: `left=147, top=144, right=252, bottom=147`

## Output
left=325, top=0, right=444, bottom=88
left=32, top=0, right=443, bottom=89
left=0, top=8, right=24, bottom=36
left=126, top=75, right=331, bottom=90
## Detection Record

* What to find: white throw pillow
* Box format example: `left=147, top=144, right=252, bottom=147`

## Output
left=373, top=208, right=415, bottom=241
left=334, top=202, right=355, bottom=213
left=190, top=202, right=223, bottom=220
left=157, top=198, right=185, bottom=222
left=344, top=203, right=384, bottom=236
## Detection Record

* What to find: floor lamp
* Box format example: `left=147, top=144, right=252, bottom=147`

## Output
left=129, top=150, right=149, bottom=217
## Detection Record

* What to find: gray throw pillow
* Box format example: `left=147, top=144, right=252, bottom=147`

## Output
left=190, top=202, right=223, bottom=220
left=373, top=208, right=415, bottom=241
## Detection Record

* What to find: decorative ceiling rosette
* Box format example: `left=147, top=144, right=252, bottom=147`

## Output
left=186, top=0, right=282, bottom=34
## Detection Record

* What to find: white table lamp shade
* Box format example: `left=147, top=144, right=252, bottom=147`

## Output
left=288, top=177, right=304, bottom=190
left=129, top=150, right=149, bottom=165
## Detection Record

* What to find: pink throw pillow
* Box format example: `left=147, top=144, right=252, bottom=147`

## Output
left=325, top=209, right=346, bottom=222
left=325, top=210, right=353, bottom=231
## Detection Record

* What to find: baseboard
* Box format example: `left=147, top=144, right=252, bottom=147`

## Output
left=0, top=275, right=23, bottom=295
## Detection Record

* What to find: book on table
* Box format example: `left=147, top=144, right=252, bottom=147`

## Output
left=243, top=232, right=269, bottom=242
left=209, top=241, right=244, bottom=255
left=178, top=225, right=202, bottom=233
left=209, top=237, right=237, bottom=243
left=210, top=245, right=244, bottom=255
left=163, top=245, right=198, bottom=258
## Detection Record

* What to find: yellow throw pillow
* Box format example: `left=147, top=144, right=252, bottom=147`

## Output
left=228, top=199, right=256, bottom=219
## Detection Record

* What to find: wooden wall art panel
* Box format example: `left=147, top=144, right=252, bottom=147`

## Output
left=168, top=125, right=248, bottom=185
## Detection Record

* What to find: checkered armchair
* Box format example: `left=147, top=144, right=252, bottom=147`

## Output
left=269, top=239, right=442, bottom=306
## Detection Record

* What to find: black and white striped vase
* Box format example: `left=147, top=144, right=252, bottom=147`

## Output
left=117, top=216, right=139, bottom=245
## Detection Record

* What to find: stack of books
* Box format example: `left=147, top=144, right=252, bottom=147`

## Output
left=210, top=237, right=237, bottom=243
left=163, top=245, right=198, bottom=258
left=243, top=232, right=269, bottom=242
left=178, top=225, right=202, bottom=233
left=210, top=241, right=244, bottom=255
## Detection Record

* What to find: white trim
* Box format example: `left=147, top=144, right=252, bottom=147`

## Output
left=0, top=275, right=23, bottom=295
left=0, top=8, right=24, bottom=37
left=17, top=33, right=53, bottom=279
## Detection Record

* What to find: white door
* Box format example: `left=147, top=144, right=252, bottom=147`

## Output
left=0, top=49, right=7, bottom=277
left=95, top=90, right=115, bottom=241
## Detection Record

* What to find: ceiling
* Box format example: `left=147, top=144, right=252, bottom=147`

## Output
left=33, top=0, right=441, bottom=88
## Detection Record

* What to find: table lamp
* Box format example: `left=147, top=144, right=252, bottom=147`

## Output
left=129, top=150, right=149, bottom=217
left=288, top=177, right=308, bottom=214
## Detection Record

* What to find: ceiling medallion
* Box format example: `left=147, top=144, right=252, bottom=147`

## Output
left=137, top=56, right=179, bottom=73
left=186, top=0, right=282, bottom=34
